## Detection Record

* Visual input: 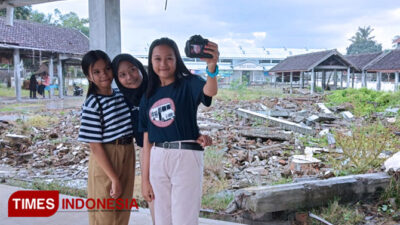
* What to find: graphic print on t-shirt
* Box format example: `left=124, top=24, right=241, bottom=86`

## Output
left=149, top=98, right=176, bottom=127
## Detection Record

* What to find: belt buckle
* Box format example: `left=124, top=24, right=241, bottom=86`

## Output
left=162, top=142, right=170, bottom=149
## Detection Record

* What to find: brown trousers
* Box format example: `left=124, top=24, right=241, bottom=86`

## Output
left=88, top=143, right=135, bottom=225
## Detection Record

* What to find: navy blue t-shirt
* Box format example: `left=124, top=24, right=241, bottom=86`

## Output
left=138, top=75, right=212, bottom=143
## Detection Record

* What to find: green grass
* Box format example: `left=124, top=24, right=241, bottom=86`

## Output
left=310, top=200, right=364, bottom=225
left=202, top=192, right=234, bottom=211
left=326, top=88, right=400, bottom=116
left=271, top=177, right=293, bottom=185
left=7, top=179, right=87, bottom=198
left=216, top=86, right=285, bottom=101
left=0, top=83, right=60, bottom=97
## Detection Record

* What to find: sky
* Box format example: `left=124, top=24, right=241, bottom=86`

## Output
left=32, top=0, right=400, bottom=55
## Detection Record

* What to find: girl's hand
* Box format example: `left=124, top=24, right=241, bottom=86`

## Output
left=110, top=178, right=122, bottom=199
left=197, top=134, right=213, bottom=147
left=142, top=180, right=155, bottom=202
left=201, top=41, right=219, bottom=72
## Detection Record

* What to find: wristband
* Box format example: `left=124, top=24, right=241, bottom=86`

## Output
left=206, top=65, right=219, bottom=78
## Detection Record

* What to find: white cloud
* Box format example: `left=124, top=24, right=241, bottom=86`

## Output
left=253, top=32, right=267, bottom=39
left=315, top=7, right=400, bottom=52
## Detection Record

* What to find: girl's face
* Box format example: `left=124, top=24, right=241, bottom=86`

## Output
left=151, top=45, right=176, bottom=80
left=88, top=59, right=113, bottom=91
left=117, top=61, right=143, bottom=89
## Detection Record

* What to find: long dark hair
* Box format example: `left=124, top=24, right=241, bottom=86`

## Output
left=81, top=50, right=112, bottom=98
left=146, top=37, right=192, bottom=98
left=81, top=50, right=112, bottom=136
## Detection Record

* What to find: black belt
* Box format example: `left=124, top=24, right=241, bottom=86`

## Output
left=106, top=136, right=133, bottom=145
left=154, top=142, right=203, bottom=151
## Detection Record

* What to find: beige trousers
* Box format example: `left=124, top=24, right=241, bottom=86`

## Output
left=88, top=143, right=135, bottom=225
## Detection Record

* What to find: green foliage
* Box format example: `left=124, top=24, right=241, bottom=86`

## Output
left=271, top=177, right=292, bottom=185
left=380, top=176, right=400, bottom=214
left=326, top=88, right=400, bottom=116
left=0, top=6, right=32, bottom=20
left=347, top=26, right=382, bottom=55
left=310, top=200, right=364, bottom=225
left=202, top=192, right=234, bottom=211
left=217, top=86, right=284, bottom=101
left=0, top=6, right=89, bottom=37
left=328, top=122, right=400, bottom=175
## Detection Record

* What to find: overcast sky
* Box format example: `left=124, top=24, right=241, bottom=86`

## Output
left=33, top=0, right=400, bottom=55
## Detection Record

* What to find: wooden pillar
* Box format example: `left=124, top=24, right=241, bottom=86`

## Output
left=290, top=71, right=293, bottom=94
left=274, top=73, right=277, bottom=88
left=311, top=68, right=315, bottom=94
left=395, top=71, right=399, bottom=91
left=49, top=57, right=54, bottom=98
left=377, top=72, right=381, bottom=91
left=351, top=71, right=355, bottom=88
left=347, top=67, right=350, bottom=88
left=13, top=48, right=21, bottom=101
left=57, top=55, right=63, bottom=98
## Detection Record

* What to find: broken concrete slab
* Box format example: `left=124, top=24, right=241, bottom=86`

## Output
left=5, top=134, right=30, bottom=143
left=236, top=109, right=315, bottom=135
left=341, top=111, right=354, bottom=120
left=317, top=103, right=333, bottom=114
left=239, top=129, right=292, bottom=142
left=233, top=173, right=391, bottom=221
left=384, top=151, right=400, bottom=172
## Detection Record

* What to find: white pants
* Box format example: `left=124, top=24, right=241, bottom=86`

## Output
left=150, top=145, right=204, bottom=225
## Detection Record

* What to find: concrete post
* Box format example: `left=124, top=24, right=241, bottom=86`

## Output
left=311, top=69, right=315, bottom=94
left=300, top=71, right=304, bottom=88
left=377, top=72, right=381, bottom=91
left=274, top=73, right=277, bottom=88
left=347, top=67, right=350, bottom=88
left=395, top=71, right=399, bottom=91
left=281, top=72, right=284, bottom=85
left=13, top=48, right=21, bottom=101
left=333, top=69, right=337, bottom=89
left=57, top=55, right=63, bottom=98
left=49, top=57, right=54, bottom=98
left=340, top=71, right=343, bottom=88
left=321, top=70, right=326, bottom=91
left=89, top=0, right=121, bottom=59
left=290, top=71, right=293, bottom=94
left=6, top=6, right=14, bottom=26
left=361, top=71, right=366, bottom=88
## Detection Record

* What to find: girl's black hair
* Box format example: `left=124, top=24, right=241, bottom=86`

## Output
left=81, top=50, right=112, bottom=98
left=146, top=37, right=192, bottom=98
left=81, top=50, right=112, bottom=137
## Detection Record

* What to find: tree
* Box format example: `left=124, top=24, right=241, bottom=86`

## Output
left=53, top=9, right=89, bottom=36
left=346, top=26, right=382, bottom=55
left=1, top=6, right=89, bottom=37
left=0, top=6, right=32, bottom=20
left=30, top=10, right=53, bottom=24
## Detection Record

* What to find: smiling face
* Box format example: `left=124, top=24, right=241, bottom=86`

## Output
left=117, top=61, right=143, bottom=89
left=151, top=45, right=177, bottom=82
left=88, top=59, right=113, bottom=93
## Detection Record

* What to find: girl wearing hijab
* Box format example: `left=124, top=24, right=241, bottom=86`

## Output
left=111, top=54, right=212, bottom=224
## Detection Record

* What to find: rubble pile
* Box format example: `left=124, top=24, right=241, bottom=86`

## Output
left=0, top=110, right=90, bottom=182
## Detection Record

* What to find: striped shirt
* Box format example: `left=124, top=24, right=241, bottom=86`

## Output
left=78, top=90, right=133, bottom=143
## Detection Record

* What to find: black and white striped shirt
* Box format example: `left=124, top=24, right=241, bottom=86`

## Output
left=78, top=90, right=133, bottom=143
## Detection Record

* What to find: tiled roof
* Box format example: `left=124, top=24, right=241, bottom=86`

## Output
left=0, top=16, right=89, bottom=55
